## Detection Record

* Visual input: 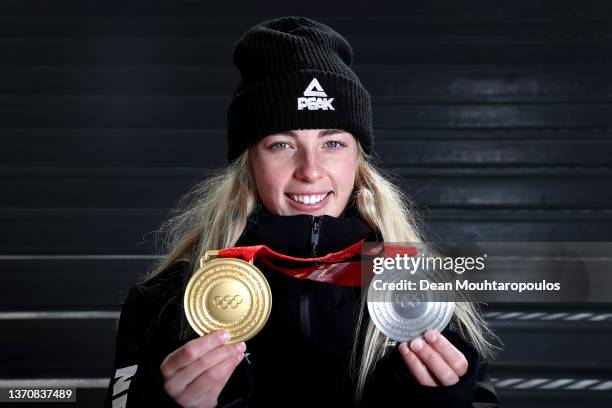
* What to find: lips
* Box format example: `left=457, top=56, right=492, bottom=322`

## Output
left=285, top=191, right=332, bottom=211
left=286, top=192, right=331, bottom=205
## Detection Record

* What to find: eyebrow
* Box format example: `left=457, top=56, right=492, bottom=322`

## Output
left=280, top=129, right=345, bottom=137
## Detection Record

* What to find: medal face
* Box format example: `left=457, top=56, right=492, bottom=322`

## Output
left=366, top=267, right=454, bottom=342
left=184, top=257, right=272, bottom=344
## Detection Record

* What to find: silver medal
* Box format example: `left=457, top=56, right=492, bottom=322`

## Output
left=366, top=245, right=454, bottom=342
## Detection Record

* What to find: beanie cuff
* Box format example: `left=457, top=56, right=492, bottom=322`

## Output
left=226, top=70, right=372, bottom=162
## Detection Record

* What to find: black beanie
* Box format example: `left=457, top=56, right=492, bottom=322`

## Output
left=226, top=16, right=373, bottom=163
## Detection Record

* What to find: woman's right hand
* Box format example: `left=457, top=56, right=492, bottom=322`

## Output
left=160, top=330, right=246, bottom=408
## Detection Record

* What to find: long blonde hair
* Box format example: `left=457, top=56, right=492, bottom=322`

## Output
left=142, top=142, right=497, bottom=402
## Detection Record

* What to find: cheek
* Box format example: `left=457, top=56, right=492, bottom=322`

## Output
left=334, top=161, right=357, bottom=194
left=253, top=162, right=286, bottom=197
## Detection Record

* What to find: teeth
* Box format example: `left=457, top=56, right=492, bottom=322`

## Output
left=290, top=193, right=328, bottom=204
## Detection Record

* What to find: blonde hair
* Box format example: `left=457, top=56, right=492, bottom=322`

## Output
left=142, top=142, right=497, bottom=402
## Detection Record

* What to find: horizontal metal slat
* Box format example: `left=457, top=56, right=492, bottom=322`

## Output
left=2, top=96, right=612, bottom=128
left=1, top=36, right=611, bottom=65
left=1, top=208, right=611, bottom=254
left=1, top=167, right=611, bottom=209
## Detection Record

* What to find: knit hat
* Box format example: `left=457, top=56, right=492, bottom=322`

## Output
left=226, top=16, right=373, bottom=163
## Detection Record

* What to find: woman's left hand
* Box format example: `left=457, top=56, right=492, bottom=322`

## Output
left=398, top=330, right=469, bottom=387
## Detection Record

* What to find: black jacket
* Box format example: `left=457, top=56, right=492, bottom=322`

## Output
left=105, top=205, right=500, bottom=407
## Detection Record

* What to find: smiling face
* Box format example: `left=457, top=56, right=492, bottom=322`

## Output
left=248, top=129, right=359, bottom=217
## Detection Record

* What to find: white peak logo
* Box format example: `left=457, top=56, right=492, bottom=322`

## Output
left=297, top=78, right=335, bottom=111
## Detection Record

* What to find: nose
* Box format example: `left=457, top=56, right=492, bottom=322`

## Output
left=294, top=149, right=323, bottom=181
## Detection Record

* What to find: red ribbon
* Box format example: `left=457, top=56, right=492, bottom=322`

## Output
left=219, top=239, right=365, bottom=263
left=218, top=239, right=366, bottom=286
left=216, top=241, right=418, bottom=287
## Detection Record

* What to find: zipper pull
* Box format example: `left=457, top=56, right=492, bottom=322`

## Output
left=311, top=216, right=321, bottom=257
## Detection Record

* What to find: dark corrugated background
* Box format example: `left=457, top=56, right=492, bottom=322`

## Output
left=1, top=1, right=611, bottom=406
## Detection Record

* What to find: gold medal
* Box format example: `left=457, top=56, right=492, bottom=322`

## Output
left=184, top=239, right=365, bottom=344
left=184, top=250, right=272, bottom=344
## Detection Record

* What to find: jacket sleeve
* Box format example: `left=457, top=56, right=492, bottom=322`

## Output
left=360, top=329, right=500, bottom=408
left=104, top=283, right=253, bottom=408
left=104, top=285, right=182, bottom=408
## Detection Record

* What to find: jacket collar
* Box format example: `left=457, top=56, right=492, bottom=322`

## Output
left=235, top=201, right=379, bottom=258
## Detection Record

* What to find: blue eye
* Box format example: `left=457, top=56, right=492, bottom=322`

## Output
left=325, top=140, right=344, bottom=148
left=270, top=142, right=289, bottom=149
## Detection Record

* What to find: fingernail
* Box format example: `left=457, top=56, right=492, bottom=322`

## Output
left=410, top=337, right=424, bottom=352
left=398, top=342, right=409, bottom=354
left=425, top=330, right=437, bottom=342
left=235, top=342, right=246, bottom=352
left=219, top=331, right=230, bottom=341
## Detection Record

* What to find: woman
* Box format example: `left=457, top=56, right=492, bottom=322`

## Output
left=105, top=16, right=500, bottom=408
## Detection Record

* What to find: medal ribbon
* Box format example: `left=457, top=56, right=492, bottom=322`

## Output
left=216, top=241, right=417, bottom=287
left=218, top=239, right=365, bottom=286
